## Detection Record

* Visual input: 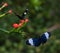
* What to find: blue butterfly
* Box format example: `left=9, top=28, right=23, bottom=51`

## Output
left=14, top=9, right=28, bottom=19
left=26, top=32, right=51, bottom=47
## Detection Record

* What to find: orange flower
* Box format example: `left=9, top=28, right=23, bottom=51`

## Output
left=13, top=23, right=19, bottom=28
left=20, top=20, right=25, bottom=23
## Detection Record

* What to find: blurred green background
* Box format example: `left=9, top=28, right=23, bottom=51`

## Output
left=0, top=0, right=60, bottom=53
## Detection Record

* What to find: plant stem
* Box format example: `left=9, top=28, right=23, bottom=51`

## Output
left=0, top=28, right=10, bottom=34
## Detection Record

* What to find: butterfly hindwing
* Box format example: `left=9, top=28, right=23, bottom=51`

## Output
left=14, top=9, right=28, bottom=19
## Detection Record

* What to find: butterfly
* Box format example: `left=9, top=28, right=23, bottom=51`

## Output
left=14, top=9, right=28, bottom=19
left=26, top=32, right=51, bottom=47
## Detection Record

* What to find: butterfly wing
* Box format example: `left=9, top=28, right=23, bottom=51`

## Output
left=14, top=12, right=23, bottom=19
left=26, top=38, right=42, bottom=47
left=40, top=32, right=51, bottom=44
left=21, top=9, right=28, bottom=19
left=14, top=9, right=28, bottom=19
left=26, top=32, right=51, bottom=47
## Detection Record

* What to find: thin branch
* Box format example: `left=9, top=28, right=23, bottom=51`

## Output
left=47, top=24, right=60, bottom=32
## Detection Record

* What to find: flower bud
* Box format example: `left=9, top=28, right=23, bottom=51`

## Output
left=18, top=23, right=23, bottom=27
left=3, top=3, right=8, bottom=7
left=25, top=18, right=29, bottom=22
left=13, top=23, right=19, bottom=28
left=20, top=20, right=25, bottom=23
left=8, top=9, right=12, bottom=14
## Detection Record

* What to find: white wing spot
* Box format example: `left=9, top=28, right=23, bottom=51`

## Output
left=28, top=38, right=34, bottom=46
left=44, top=32, right=49, bottom=39
left=24, top=12, right=26, bottom=15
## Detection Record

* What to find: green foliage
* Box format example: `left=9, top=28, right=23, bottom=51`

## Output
left=0, top=0, right=60, bottom=53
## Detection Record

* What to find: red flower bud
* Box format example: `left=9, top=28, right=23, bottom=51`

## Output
left=13, top=23, right=19, bottom=28
left=8, top=9, right=12, bottom=14
left=25, top=18, right=29, bottom=22
left=3, top=3, right=8, bottom=7
left=20, top=20, right=25, bottom=23
left=18, top=23, right=23, bottom=27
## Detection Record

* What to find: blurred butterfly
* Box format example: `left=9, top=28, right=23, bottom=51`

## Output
left=14, top=9, right=28, bottom=19
left=26, top=32, right=51, bottom=47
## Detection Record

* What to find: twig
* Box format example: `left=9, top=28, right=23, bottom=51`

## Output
left=47, top=24, right=60, bottom=32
